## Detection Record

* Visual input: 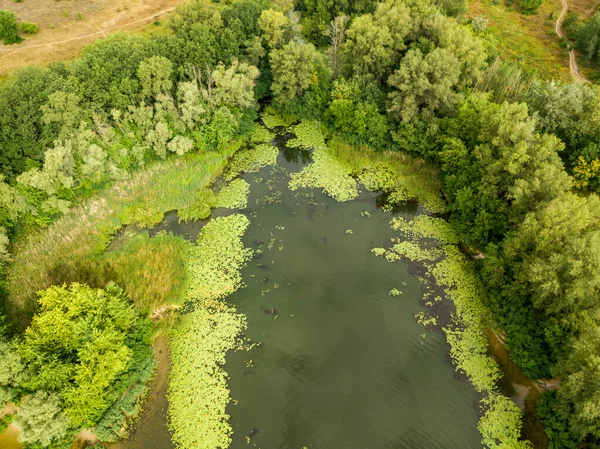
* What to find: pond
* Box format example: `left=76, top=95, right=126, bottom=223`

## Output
left=1, top=132, right=487, bottom=448
left=221, top=143, right=483, bottom=449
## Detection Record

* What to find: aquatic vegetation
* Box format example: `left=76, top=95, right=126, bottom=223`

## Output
left=389, top=288, right=402, bottom=296
left=261, top=107, right=296, bottom=130
left=169, top=214, right=253, bottom=449
left=289, top=146, right=359, bottom=202
left=216, top=179, right=251, bottom=210
left=346, top=229, right=353, bottom=234
left=415, top=311, right=437, bottom=327
left=327, top=137, right=447, bottom=214
left=224, top=144, right=279, bottom=181
left=186, top=215, right=253, bottom=301
left=178, top=188, right=216, bottom=222
left=249, top=123, right=275, bottom=144
left=287, top=121, right=327, bottom=150
left=374, top=212, right=529, bottom=447
left=169, top=305, right=248, bottom=449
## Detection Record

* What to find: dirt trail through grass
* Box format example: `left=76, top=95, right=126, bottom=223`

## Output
left=0, top=7, right=175, bottom=54
left=556, top=0, right=591, bottom=82
left=0, top=0, right=180, bottom=76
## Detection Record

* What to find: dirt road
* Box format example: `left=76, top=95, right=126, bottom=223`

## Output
left=0, top=0, right=181, bottom=76
left=555, top=0, right=591, bottom=82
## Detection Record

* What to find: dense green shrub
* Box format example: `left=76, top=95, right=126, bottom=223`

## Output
left=19, top=22, right=38, bottom=34
left=0, top=10, right=21, bottom=44
left=520, top=0, right=543, bottom=14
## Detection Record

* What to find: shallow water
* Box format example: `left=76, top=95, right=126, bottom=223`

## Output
left=221, top=149, right=483, bottom=449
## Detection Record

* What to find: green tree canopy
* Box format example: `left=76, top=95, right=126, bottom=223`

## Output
left=20, top=283, right=137, bottom=427
left=270, top=41, right=321, bottom=104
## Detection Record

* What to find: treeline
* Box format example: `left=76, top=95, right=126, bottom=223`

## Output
left=0, top=0, right=598, bottom=447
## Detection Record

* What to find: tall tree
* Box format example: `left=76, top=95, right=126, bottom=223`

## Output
left=269, top=41, right=321, bottom=103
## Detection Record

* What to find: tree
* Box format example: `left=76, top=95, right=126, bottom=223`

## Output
left=524, top=81, right=600, bottom=171
left=554, top=326, right=600, bottom=441
left=270, top=41, right=321, bottom=104
left=424, top=14, right=487, bottom=89
left=342, top=14, right=393, bottom=81
left=15, top=391, right=70, bottom=447
left=438, top=96, right=571, bottom=247
left=0, top=66, right=67, bottom=180
left=326, top=77, right=389, bottom=147
left=326, top=15, right=348, bottom=79
left=138, top=56, right=174, bottom=100
left=388, top=48, right=462, bottom=122
left=19, top=283, right=136, bottom=427
left=70, top=33, right=153, bottom=110
left=503, top=193, right=600, bottom=318
left=258, top=9, right=290, bottom=49
left=372, top=0, right=411, bottom=53
left=0, top=10, right=22, bottom=44
left=41, top=91, right=85, bottom=140
left=520, top=0, right=543, bottom=15
left=211, top=59, right=259, bottom=110
left=0, top=174, right=27, bottom=230
left=17, top=141, right=76, bottom=223
left=0, top=337, right=26, bottom=401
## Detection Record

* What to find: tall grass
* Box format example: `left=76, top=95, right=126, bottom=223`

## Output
left=6, top=144, right=241, bottom=329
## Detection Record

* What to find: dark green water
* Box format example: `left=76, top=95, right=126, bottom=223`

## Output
left=223, top=146, right=483, bottom=449
left=0, top=138, right=485, bottom=449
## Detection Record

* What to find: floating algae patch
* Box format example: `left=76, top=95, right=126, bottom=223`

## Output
left=374, top=214, right=532, bottom=448
left=224, top=144, right=279, bottom=181
left=169, top=214, right=253, bottom=449
left=216, top=179, right=250, bottom=210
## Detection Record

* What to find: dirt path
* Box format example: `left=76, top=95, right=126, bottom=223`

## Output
left=0, top=0, right=181, bottom=76
left=0, top=7, right=175, bottom=54
left=556, top=0, right=591, bottom=82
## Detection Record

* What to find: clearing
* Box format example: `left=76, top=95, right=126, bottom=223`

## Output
left=0, top=0, right=182, bottom=77
left=469, top=0, right=571, bottom=81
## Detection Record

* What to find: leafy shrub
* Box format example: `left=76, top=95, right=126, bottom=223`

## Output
left=19, top=22, right=38, bottom=34
left=520, top=0, right=543, bottom=15
left=0, top=10, right=22, bottom=44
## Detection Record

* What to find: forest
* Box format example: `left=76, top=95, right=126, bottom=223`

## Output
left=0, top=0, right=599, bottom=447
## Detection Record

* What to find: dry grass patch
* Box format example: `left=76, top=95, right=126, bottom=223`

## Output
left=0, top=0, right=179, bottom=76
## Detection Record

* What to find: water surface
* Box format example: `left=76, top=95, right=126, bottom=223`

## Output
left=222, top=148, right=483, bottom=449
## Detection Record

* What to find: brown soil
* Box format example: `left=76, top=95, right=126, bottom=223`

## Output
left=0, top=0, right=183, bottom=77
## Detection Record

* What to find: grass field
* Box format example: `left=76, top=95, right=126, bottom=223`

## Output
left=0, top=0, right=180, bottom=76
left=469, top=0, right=572, bottom=81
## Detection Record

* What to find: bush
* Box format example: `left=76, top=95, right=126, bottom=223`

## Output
left=520, top=0, right=543, bottom=15
left=19, top=22, right=38, bottom=34
left=0, top=10, right=22, bottom=44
